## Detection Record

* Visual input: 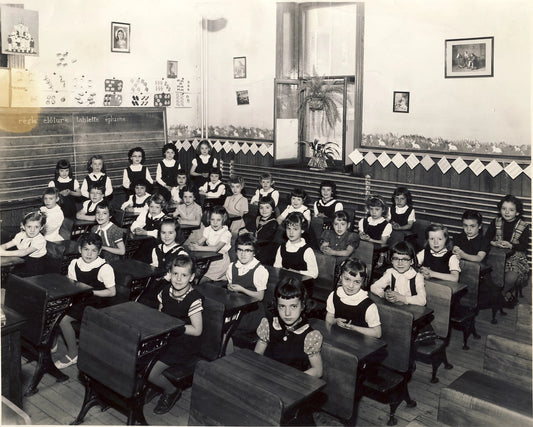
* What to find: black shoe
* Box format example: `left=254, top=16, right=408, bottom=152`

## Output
left=153, top=389, right=182, bottom=415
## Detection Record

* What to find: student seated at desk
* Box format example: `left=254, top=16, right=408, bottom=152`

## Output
left=76, top=185, right=104, bottom=221
left=80, top=155, right=113, bottom=200
left=274, top=212, right=318, bottom=279
left=326, top=259, right=381, bottom=338
left=319, top=210, right=360, bottom=261
left=151, top=217, right=188, bottom=276
left=417, top=224, right=460, bottom=282
left=122, top=146, right=153, bottom=195
left=0, top=211, right=48, bottom=277
left=120, top=179, right=151, bottom=213
left=358, top=195, right=392, bottom=269
left=147, top=255, right=203, bottom=415
left=277, top=188, right=311, bottom=225
left=453, top=210, right=502, bottom=322
left=55, top=233, right=116, bottom=369
left=371, top=241, right=426, bottom=306
left=172, top=185, right=203, bottom=244
left=91, top=201, right=125, bottom=263
left=199, top=168, right=226, bottom=210
left=226, top=233, right=268, bottom=333
left=188, top=206, right=231, bottom=283
left=40, top=187, right=64, bottom=242
left=130, top=193, right=167, bottom=263
left=255, top=278, right=323, bottom=377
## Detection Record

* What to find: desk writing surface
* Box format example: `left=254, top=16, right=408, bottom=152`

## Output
left=188, top=250, right=223, bottom=263
left=195, top=282, right=260, bottom=314
left=428, top=279, right=467, bottom=296
left=213, top=349, right=325, bottom=411
left=265, top=265, right=312, bottom=286
left=0, top=257, right=25, bottom=268
left=309, top=318, right=387, bottom=363
left=22, top=274, right=92, bottom=298
left=369, top=293, right=433, bottom=324
left=1, top=306, right=27, bottom=335
left=109, top=259, right=156, bottom=278
left=99, top=301, right=184, bottom=340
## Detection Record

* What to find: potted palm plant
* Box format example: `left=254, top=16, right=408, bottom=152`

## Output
left=299, top=74, right=343, bottom=135
left=299, top=139, right=340, bottom=171
left=299, top=74, right=343, bottom=170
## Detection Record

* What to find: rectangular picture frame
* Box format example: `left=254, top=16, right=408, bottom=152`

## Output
left=393, top=91, right=409, bottom=113
left=445, top=36, right=494, bottom=78
left=167, top=60, right=178, bottom=79
left=233, top=56, right=246, bottom=79
left=111, top=22, right=130, bottom=53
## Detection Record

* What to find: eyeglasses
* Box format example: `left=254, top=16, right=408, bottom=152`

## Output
left=236, top=248, right=254, bottom=254
left=391, top=257, right=411, bottom=263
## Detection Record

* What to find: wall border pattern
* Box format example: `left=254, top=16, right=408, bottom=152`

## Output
left=349, top=148, right=531, bottom=180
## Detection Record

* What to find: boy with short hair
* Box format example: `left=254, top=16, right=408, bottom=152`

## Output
left=55, top=233, right=116, bottom=369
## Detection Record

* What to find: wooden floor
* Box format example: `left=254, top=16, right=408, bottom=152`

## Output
left=18, top=291, right=531, bottom=426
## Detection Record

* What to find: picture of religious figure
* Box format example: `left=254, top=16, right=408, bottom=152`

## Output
left=111, top=22, right=130, bottom=53
left=167, top=60, right=178, bottom=79
left=233, top=57, right=246, bottom=79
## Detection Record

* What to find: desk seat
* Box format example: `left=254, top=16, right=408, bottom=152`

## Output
left=439, top=370, right=532, bottom=426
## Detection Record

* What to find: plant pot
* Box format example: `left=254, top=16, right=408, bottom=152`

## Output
left=308, top=97, right=324, bottom=111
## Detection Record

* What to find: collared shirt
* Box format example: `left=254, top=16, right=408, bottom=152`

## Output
left=256, top=317, right=323, bottom=355
left=93, top=222, right=123, bottom=248
left=80, top=172, right=113, bottom=198
left=12, top=231, right=47, bottom=258
left=417, top=249, right=461, bottom=272
left=226, top=258, right=268, bottom=291
left=387, top=205, right=416, bottom=222
left=40, top=205, right=64, bottom=242
left=326, top=287, right=381, bottom=327
left=273, top=238, right=318, bottom=279
left=279, top=204, right=311, bottom=224
left=49, top=177, right=80, bottom=190
left=358, top=216, right=393, bottom=238
left=371, top=267, right=427, bottom=306
left=68, top=257, right=115, bottom=288
left=122, top=164, right=153, bottom=189
left=130, top=211, right=165, bottom=238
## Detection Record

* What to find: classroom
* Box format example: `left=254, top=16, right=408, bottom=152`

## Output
left=0, top=0, right=531, bottom=425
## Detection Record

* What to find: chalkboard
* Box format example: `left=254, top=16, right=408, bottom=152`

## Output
left=0, top=107, right=167, bottom=203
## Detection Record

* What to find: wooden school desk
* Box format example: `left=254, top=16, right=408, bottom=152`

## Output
left=4, top=274, right=92, bottom=396
left=198, top=349, right=326, bottom=422
left=70, top=218, right=97, bottom=239
left=309, top=318, right=387, bottom=366
left=0, top=256, right=25, bottom=283
left=1, top=306, right=27, bottom=408
left=369, top=293, right=434, bottom=329
left=195, top=281, right=261, bottom=356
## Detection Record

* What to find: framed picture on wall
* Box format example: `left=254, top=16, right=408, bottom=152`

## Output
left=393, top=91, right=409, bottom=113
left=0, top=5, right=39, bottom=56
left=111, top=22, right=130, bottom=53
left=236, top=90, right=249, bottom=105
left=445, top=36, right=494, bottom=78
left=167, top=60, right=178, bottom=78
left=233, top=56, right=246, bottom=79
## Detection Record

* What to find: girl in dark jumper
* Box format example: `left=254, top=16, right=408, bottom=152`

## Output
left=255, top=278, right=323, bottom=377
left=155, top=143, right=181, bottom=201
left=148, top=255, right=203, bottom=415
left=326, top=258, right=381, bottom=337
left=49, top=159, right=81, bottom=219
left=417, top=224, right=460, bottom=282
left=122, top=146, right=153, bottom=194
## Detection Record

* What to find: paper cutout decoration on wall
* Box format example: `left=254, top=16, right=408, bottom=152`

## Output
left=0, top=6, right=39, bottom=56
left=104, top=94, right=122, bottom=106
left=154, top=93, right=171, bottom=107
left=130, top=77, right=149, bottom=106
left=73, top=75, right=95, bottom=106
left=105, top=79, right=123, bottom=92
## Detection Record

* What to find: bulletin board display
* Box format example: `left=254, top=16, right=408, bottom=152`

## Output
left=0, top=107, right=167, bottom=203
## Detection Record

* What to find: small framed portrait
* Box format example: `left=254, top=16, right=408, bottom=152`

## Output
left=445, top=36, right=494, bottom=78
left=236, top=90, right=249, bottom=105
left=111, top=22, right=130, bottom=53
left=233, top=56, right=246, bottom=79
left=393, top=91, right=409, bottom=113
left=167, top=60, right=178, bottom=79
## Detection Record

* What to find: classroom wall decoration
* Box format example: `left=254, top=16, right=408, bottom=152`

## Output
left=111, top=22, right=130, bottom=53
left=348, top=147, right=531, bottom=180
left=0, top=5, right=39, bottom=55
left=236, top=90, right=249, bottom=105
